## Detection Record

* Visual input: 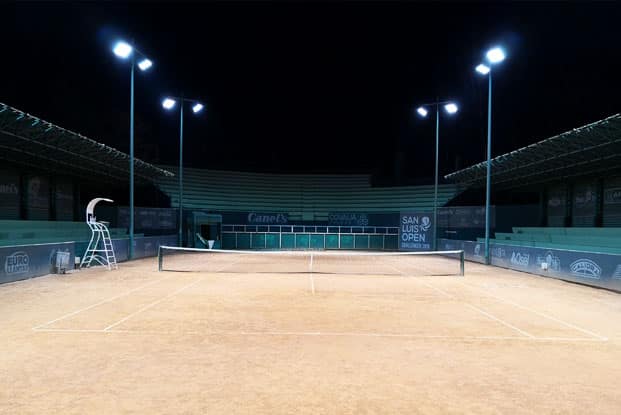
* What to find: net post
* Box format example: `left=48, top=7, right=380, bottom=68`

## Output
left=158, top=245, right=163, bottom=272
left=459, top=250, right=465, bottom=276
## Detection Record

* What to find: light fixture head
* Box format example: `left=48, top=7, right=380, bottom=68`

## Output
left=486, top=47, right=506, bottom=64
left=113, top=41, right=133, bottom=59
left=444, top=103, right=458, bottom=114
left=416, top=107, right=428, bottom=117
left=138, top=58, right=152, bottom=71
left=475, top=63, right=491, bottom=75
left=192, top=103, right=204, bottom=114
left=162, top=98, right=176, bottom=110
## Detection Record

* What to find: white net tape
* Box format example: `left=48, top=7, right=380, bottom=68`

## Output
left=158, top=246, right=465, bottom=277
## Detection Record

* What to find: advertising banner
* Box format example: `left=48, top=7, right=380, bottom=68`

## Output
left=437, top=238, right=621, bottom=291
left=437, top=206, right=495, bottom=229
left=0, top=170, right=20, bottom=219
left=133, top=235, right=177, bottom=259
left=399, top=212, right=434, bottom=251
left=246, top=212, right=289, bottom=225
left=118, top=207, right=177, bottom=230
left=0, top=242, right=75, bottom=284
left=328, top=213, right=369, bottom=227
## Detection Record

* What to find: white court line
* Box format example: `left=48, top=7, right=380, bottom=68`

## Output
left=385, top=263, right=454, bottom=299
left=464, top=303, right=535, bottom=338
left=32, top=273, right=176, bottom=330
left=387, top=263, right=534, bottom=339
left=456, top=280, right=609, bottom=341
left=309, top=254, right=315, bottom=295
left=102, top=276, right=208, bottom=331
left=102, top=260, right=241, bottom=331
left=31, top=327, right=608, bottom=342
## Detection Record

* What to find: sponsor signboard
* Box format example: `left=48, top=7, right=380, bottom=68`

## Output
left=118, top=207, right=177, bottom=230
left=247, top=212, right=288, bottom=225
left=328, top=213, right=369, bottom=227
left=437, top=206, right=495, bottom=229
left=399, top=212, right=434, bottom=251
left=0, top=170, right=20, bottom=219
left=0, top=242, right=75, bottom=284
left=437, top=238, right=621, bottom=291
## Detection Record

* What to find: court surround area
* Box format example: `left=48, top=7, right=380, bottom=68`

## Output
left=2, top=255, right=620, bottom=414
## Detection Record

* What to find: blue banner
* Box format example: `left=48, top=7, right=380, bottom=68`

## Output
left=399, top=212, right=435, bottom=251
left=328, top=213, right=369, bottom=226
left=438, top=238, right=621, bottom=291
left=0, top=242, right=75, bottom=284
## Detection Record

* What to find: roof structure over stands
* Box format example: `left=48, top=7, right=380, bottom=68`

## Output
left=445, top=114, right=621, bottom=189
left=0, top=102, right=173, bottom=183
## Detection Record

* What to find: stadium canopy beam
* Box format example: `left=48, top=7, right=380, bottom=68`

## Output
left=0, top=102, right=174, bottom=183
left=444, top=113, right=621, bottom=190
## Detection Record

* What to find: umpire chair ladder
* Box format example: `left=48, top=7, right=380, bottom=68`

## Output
left=80, top=198, right=118, bottom=270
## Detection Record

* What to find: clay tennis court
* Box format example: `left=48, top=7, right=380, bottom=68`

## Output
left=2, top=253, right=621, bottom=414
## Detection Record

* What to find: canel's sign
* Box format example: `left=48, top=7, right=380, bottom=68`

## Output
left=399, top=212, right=434, bottom=251
left=247, top=212, right=288, bottom=224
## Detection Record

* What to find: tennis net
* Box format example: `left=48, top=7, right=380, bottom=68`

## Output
left=158, top=246, right=465, bottom=277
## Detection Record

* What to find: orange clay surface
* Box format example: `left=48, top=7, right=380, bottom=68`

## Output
left=1, top=256, right=620, bottom=414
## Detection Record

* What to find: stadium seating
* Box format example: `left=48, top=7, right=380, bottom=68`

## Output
left=481, top=227, right=621, bottom=254
left=157, top=167, right=458, bottom=221
left=0, top=220, right=128, bottom=247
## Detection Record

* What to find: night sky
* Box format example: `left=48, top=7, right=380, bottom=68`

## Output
left=2, top=2, right=620, bottom=184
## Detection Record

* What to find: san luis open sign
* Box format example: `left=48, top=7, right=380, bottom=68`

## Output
left=399, top=212, right=434, bottom=251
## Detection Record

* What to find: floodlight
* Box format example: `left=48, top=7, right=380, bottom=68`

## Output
left=162, top=98, right=176, bottom=110
left=476, top=64, right=491, bottom=75
left=113, top=41, right=133, bottom=59
left=192, top=103, right=204, bottom=113
left=486, top=47, right=506, bottom=64
left=138, top=59, right=152, bottom=71
left=444, top=103, right=458, bottom=114
left=417, top=107, right=428, bottom=117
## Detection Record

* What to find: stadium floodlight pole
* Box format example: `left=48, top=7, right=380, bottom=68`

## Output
left=112, top=40, right=153, bottom=260
left=416, top=100, right=459, bottom=251
left=476, top=46, right=506, bottom=265
left=162, top=96, right=205, bottom=247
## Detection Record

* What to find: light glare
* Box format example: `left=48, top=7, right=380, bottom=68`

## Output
left=162, top=98, right=176, bottom=110
left=138, top=59, right=152, bottom=71
left=416, top=107, right=428, bottom=117
left=486, top=47, right=506, bottom=64
left=192, top=103, right=204, bottom=113
left=113, top=41, right=133, bottom=59
left=476, top=64, right=490, bottom=75
left=444, top=103, right=458, bottom=114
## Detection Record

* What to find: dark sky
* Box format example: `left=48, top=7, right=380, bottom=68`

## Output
left=2, top=2, right=620, bottom=184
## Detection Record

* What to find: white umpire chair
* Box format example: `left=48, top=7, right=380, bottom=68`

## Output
left=79, top=198, right=118, bottom=270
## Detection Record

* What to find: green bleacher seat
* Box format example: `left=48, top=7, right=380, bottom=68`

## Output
left=486, top=226, right=621, bottom=255
left=0, top=220, right=129, bottom=247
left=155, top=167, right=458, bottom=218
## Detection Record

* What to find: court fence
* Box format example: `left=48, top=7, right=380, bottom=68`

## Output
left=220, top=224, right=400, bottom=250
left=438, top=238, right=621, bottom=291
left=0, top=234, right=176, bottom=284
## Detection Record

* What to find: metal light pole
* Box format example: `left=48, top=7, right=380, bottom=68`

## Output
left=434, top=104, right=439, bottom=251
left=485, top=70, right=492, bottom=265
left=112, top=41, right=152, bottom=259
left=476, top=47, right=505, bottom=265
left=129, top=56, right=135, bottom=260
left=162, top=97, right=204, bottom=247
left=416, top=101, right=459, bottom=250
left=179, top=101, right=184, bottom=247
